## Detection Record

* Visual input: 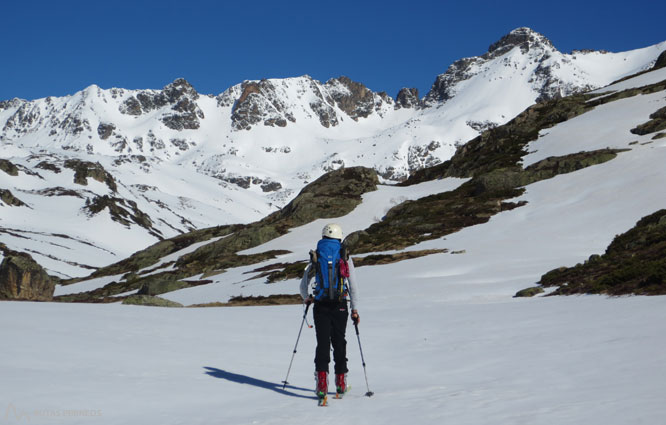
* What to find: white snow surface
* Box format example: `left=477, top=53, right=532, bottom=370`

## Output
left=2, top=68, right=666, bottom=424
left=1, top=296, right=664, bottom=425
left=590, top=66, right=666, bottom=94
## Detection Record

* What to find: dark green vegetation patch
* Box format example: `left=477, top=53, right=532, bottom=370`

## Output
left=246, top=261, right=309, bottom=283
left=122, top=294, right=183, bottom=307
left=352, top=249, right=448, bottom=266
left=631, top=106, right=666, bottom=136
left=63, top=159, right=118, bottom=192
left=514, top=287, right=545, bottom=298
left=0, top=159, right=19, bottom=176
left=0, top=189, right=26, bottom=207
left=189, top=294, right=303, bottom=307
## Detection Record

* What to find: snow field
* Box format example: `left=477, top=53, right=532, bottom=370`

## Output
left=1, top=294, right=664, bottom=424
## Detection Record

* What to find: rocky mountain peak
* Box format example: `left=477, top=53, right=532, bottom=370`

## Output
left=422, top=27, right=589, bottom=107
left=395, top=88, right=420, bottom=109
left=324, top=76, right=377, bottom=120
left=487, top=27, right=554, bottom=57
left=229, top=78, right=297, bottom=130
left=224, top=75, right=394, bottom=131
left=0, top=98, right=27, bottom=111
left=119, top=78, right=204, bottom=130
left=162, top=78, right=199, bottom=102
left=120, top=78, right=200, bottom=116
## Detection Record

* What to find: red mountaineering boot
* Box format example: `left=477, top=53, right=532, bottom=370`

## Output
left=316, top=371, right=328, bottom=405
left=335, top=373, right=347, bottom=398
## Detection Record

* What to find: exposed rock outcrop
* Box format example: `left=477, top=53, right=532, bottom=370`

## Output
left=395, top=88, right=420, bottom=109
left=119, top=78, right=205, bottom=130
left=0, top=245, right=55, bottom=301
left=630, top=106, right=666, bottom=135
left=0, top=189, right=26, bottom=206
left=122, top=294, right=183, bottom=307
left=654, top=50, right=666, bottom=70
left=0, top=159, right=19, bottom=176
left=63, top=159, right=118, bottom=192
left=35, top=161, right=62, bottom=173
left=487, top=27, right=555, bottom=57
left=216, top=174, right=282, bottom=192
left=230, top=80, right=294, bottom=130
left=324, top=76, right=376, bottom=121
left=83, top=195, right=159, bottom=237
left=226, top=75, right=393, bottom=130
left=137, top=278, right=190, bottom=296
left=97, top=122, right=116, bottom=140
left=273, top=166, right=379, bottom=225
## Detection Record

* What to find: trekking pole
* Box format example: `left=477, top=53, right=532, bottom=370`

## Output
left=354, top=322, right=374, bottom=397
left=281, top=303, right=310, bottom=390
left=347, top=287, right=374, bottom=397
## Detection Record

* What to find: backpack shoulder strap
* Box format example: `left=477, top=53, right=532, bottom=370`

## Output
left=340, top=242, right=349, bottom=261
left=308, top=250, right=318, bottom=279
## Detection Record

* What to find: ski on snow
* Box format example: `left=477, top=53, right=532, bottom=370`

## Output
left=317, top=386, right=350, bottom=406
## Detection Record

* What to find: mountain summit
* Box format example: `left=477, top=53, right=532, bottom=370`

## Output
left=487, top=27, right=555, bottom=56
left=422, top=26, right=651, bottom=106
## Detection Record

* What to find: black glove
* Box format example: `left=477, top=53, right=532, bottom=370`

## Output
left=351, top=310, right=360, bottom=325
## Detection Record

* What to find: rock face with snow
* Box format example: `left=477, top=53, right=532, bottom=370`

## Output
left=423, top=27, right=647, bottom=106
left=0, top=27, right=664, bottom=279
left=395, top=88, right=420, bottom=109
left=120, top=78, right=205, bottom=130
left=224, top=75, right=393, bottom=131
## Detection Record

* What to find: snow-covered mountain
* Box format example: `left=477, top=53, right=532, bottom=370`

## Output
left=1, top=27, right=664, bottom=278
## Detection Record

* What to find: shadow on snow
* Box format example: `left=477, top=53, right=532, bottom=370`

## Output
left=204, top=367, right=316, bottom=400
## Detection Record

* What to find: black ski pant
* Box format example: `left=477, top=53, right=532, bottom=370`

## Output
left=313, top=301, right=348, bottom=374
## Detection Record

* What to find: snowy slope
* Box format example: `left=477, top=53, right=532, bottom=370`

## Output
left=1, top=296, right=664, bottom=425
left=1, top=28, right=665, bottom=278
left=2, top=67, right=666, bottom=424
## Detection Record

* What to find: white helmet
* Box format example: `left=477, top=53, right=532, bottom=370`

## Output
left=322, top=223, right=343, bottom=240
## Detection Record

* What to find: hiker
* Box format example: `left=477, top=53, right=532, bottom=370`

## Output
left=300, top=223, right=360, bottom=401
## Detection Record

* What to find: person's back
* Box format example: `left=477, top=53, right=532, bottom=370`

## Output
left=300, top=223, right=360, bottom=404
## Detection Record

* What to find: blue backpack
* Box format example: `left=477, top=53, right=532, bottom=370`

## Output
left=311, top=238, right=349, bottom=302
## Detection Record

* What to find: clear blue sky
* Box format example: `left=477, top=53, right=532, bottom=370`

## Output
left=1, top=0, right=665, bottom=101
